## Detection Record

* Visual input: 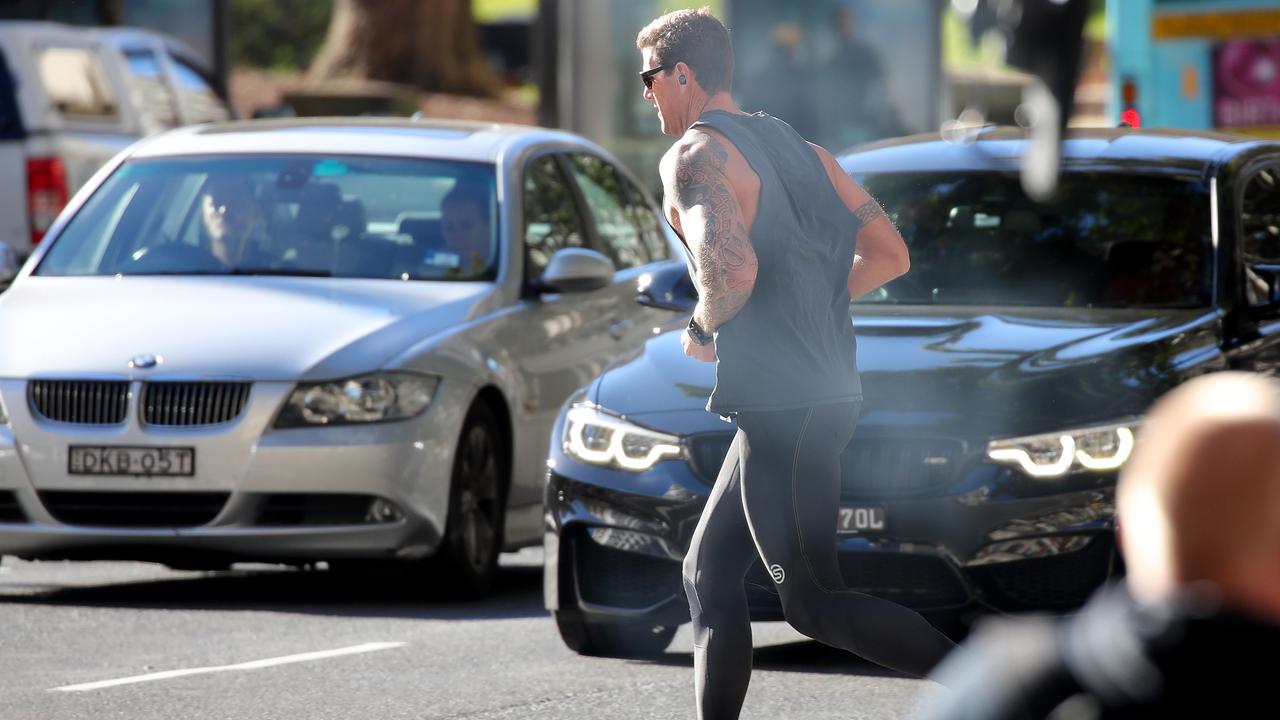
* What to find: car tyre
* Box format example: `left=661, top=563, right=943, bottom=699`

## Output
left=432, top=402, right=508, bottom=599
left=553, top=610, right=676, bottom=658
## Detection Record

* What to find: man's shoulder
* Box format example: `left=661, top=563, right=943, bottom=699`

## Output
left=660, top=129, right=731, bottom=179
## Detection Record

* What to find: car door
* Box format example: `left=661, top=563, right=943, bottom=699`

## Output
left=493, top=152, right=623, bottom=526
left=1229, top=159, right=1280, bottom=376
left=562, top=151, right=685, bottom=349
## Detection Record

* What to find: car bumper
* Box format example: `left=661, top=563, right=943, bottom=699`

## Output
left=544, top=444, right=1120, bottom=625
left=0, top=380, right=464, bottom=563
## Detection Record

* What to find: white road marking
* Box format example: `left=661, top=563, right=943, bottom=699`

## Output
left=51, top=642, right=407, bottom=692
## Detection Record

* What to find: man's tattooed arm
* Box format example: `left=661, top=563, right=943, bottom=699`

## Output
left=662, top=130, right=758, bottom=334
left=853, top=198, right=887, bottom=226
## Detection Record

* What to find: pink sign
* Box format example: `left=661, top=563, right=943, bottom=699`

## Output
left=1215, top=39, right=1280, bottom=127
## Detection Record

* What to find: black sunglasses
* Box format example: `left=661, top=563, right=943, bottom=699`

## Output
left=639, top=64, right=670, bottom=90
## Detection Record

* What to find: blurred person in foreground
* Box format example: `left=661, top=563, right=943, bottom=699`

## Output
left=920, top=371, right=1280, bottom=719
left=635, top=9, right=955, bottom=719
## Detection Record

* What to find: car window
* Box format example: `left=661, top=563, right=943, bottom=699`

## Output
left=1241, top=166, right=1280, bottom=306
left=123, top=50, right=179, bottom=129
left=168, top=56, right=230, bottom=123
left=37, top=46, right=118, bottom=120
left=855, top=171, right=1213, bottom=308
left=523, top=155, right=587, bottom=282
left=619, top=172, right=671, bottom=263
left=35, top=155, right=499, bottom=282
left=566, top=153, right=652, bottom=270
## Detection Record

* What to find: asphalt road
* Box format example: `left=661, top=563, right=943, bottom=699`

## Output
left=0, top=549, right=939, bottom=719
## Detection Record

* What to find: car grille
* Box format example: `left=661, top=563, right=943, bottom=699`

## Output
left=38, top=491, right=229, bottom=528
left=142, top=382, right=251, bottom=427
left=688, top=433, right=961, bottom=498
left=574, top=534, right=682, bottom=609
left=969, top=535, right=1118, bottom=611
left=29, top=380, right=129, bottom=425
left=0, top=491, right=25, bottom=522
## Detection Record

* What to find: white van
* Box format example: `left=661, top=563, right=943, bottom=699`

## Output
left=0, top=21, right=231, bottom=273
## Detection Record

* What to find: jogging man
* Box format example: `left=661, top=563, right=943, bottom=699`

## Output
left=635, top=9, right=956, bottom=718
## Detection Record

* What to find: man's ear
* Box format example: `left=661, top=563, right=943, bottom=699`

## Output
left=675, top=62, right=691, bottom=87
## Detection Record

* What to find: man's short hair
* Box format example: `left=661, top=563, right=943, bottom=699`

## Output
left=636, top=7, right=733, bottom=95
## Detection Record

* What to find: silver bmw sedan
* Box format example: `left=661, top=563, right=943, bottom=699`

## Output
left=0, top=117, right=684, bottom=596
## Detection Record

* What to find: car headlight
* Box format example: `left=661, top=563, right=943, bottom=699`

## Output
left=275, top=372, right=439, bottom=427
left=563, top=405, right=682, bottom=472
left=986, top=419, right=1140, bottom=478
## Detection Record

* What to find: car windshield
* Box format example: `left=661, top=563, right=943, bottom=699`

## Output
left=854, top=171, right=1213, bottom=308
left=35, top=154, right=499, bottom=281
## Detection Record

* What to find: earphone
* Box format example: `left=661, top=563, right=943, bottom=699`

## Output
left=679, top=74, right=687, bottom=85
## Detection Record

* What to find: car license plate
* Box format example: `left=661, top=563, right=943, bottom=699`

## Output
left=68, top=446, right=195, bottom=477
left=838, top=506, right=886, bottom=534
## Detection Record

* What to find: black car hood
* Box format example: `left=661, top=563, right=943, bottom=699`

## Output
left=593, top=306, right=1224, bottom=439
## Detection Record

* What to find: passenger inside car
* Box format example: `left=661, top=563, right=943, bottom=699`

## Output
left=438, top=183, right=493, bottom=278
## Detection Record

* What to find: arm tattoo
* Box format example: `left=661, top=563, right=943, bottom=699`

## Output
left=664, top=131, right=758, bottom=332
left=853, top=198, right=887, bottom=225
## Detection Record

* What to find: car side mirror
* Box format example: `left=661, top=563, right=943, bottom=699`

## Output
left=0, top=242, right=20, bottom=289
left=636, top=262, right=697, bottom=312
left=537, top=248, right=615, bottom=293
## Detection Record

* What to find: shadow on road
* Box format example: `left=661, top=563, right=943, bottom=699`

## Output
left=0, top=557, right=548, bottom=621
left=652, top=641, right=913, bottom=680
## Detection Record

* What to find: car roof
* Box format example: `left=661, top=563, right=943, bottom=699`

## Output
left=129, top=117, right=599, bottom=164
left=839, top=126, right=1278, bottom=176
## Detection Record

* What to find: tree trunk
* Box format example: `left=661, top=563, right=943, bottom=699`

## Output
left=307, top=0, right=495, bottom=97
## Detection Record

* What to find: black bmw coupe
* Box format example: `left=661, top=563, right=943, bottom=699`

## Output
left=544, top=127, right=1280, bottom=657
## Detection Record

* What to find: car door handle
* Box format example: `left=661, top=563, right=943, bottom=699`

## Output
left=609, top=319, right=634, bottom=340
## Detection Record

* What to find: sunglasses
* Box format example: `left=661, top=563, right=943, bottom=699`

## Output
left=639, top=64, right=670, bottom=90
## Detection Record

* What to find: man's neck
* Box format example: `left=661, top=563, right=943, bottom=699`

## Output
left=682, top=91, right=742, bottom=131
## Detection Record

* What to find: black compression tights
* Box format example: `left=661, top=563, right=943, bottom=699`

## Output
left=682, top=401, right=956, bottom=719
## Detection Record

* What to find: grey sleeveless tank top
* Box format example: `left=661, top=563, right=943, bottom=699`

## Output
left=683, top=110, right=863, bottom=415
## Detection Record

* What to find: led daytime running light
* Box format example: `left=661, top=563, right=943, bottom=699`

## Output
left=1076, top=426, right=1135, bottom=470
left=987, top=422, right=1138, bottom=478
left=565, top=406, right=681, bottom=471
left=988, top=435, right=1076, bottom=478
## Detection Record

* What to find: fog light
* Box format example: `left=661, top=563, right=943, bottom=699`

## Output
left=365, top=498, right=404, bottom=523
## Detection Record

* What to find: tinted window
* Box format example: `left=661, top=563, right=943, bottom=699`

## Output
left=856, top=172, right=1212, bottom=308
left=169, top=57, right=230, bottom=123
left=38, top=46, right=117, bottom=120
left=124, top=50, right=179, bottom=128
left=1241, top=166, right=1280, bottom=306
left=36, top=155, right=498, bottom=281
left=523, top=155, right=587, bottom=281
left=567, top=153, right=651, bottom=269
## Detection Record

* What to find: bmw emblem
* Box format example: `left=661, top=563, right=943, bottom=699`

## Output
left=129, top=354, right=160, bottom=369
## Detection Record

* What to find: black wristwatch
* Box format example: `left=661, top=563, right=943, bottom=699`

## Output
left=687, top=317, right=714, bottom=346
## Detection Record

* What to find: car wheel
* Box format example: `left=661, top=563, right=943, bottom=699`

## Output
left=553, top=610, right=676, bottom=658
left=433, top=402, right=507, bottom=599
